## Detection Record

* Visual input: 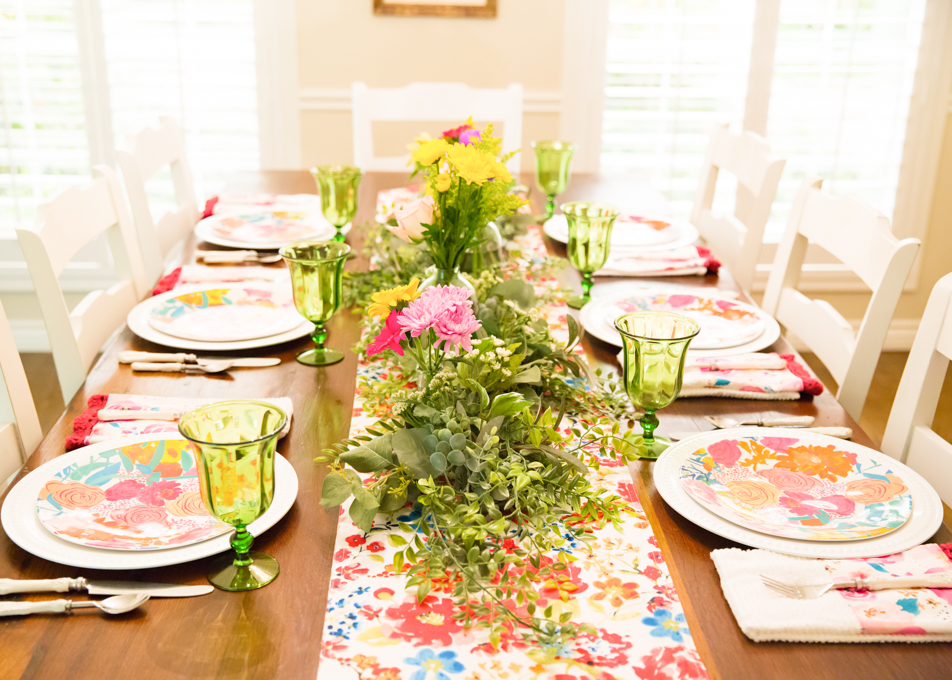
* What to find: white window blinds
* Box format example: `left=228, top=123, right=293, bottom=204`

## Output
left=602, top=0, right=928, bottom=241
left=0, top=0, right=260, bottom=235
left=0, top=1, right=90, bottom=236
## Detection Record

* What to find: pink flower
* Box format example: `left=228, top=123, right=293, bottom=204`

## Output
left=760, top=437, right=800, bottom=453
left=366, top=310, right=407, bottom=357
left=397, top=285, right=473, bottom=337
left=459, top=129, right=481, bottom=146
left=388, top=195, right=434, bottom=242
left=433, top=303, right=481, bottom=353
left=666, top=294, right=697, bottom=308
left=442, top=123, right=473, bottom=140
left=707, top=439, right=742, bottom=467
left=104, top=478, right=146, bottom=501
left=136, top=481, right=182, bottom=507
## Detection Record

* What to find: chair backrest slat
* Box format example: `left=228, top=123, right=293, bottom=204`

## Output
left=882, top=273, right=952, bottom=505
left=763, top=177, right=921, bottom=420
left=0, top=299, right=43, bottom=488
left=117, top=117, right=200, bottom=284
left=352, top=82, right=524, bottom=174
left=16, top=167, right=147, bottom=405
left=690, top=123, right=785, bottom=291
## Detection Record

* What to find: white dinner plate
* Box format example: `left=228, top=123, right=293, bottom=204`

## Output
left=580, top=289, right=781, bottom=357
left=2, top=434, right=299, bottom=570
left=147, top=286, right=303, bottom=342
left=652, top=428, right=943, bottom=559
left=543, top=214, right=700, bottom=251
left=128, top=283, right=314, bottom=351
left=195, top=210, right=342, bottom=250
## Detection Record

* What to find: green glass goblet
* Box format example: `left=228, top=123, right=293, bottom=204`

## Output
left=615, top=311, right=700, bottom=460
left=562, top=201, right=620, bottom=309
left=311, top=165, right=362, bottom=242
left=178, top=400, right=287, bottom=591
left=280, top=240, right=350, bottom=366
left=532, top=140, right=576, bottom=220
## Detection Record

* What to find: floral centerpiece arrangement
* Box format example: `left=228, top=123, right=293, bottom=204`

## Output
left=385, top=119, right=526, bottom=291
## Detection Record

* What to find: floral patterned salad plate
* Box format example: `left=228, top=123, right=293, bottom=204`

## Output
left=195, top=210, right=336, bottom=249
left=147, top=286, right=303, bottom=342
left=544, top=213, right=700, bottom=250
left=678, top=430, right=913, bottom=541
left=35, top=439, right=229, bottom=551
left=580, top=291, right=780, bottom=355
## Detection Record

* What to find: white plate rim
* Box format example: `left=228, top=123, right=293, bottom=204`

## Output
left=194, top=210, right=340, bottom=250
left=652, top=427, right=943, bottom=558
left=2, top=434, right=299, bottom=570
left=579, top=289, right=781, bottom=357
left=543, top=214, right=700, bottom=252
left=128, top=282, right=315, bottom=351
left=147, top=289, right=304, bottom=343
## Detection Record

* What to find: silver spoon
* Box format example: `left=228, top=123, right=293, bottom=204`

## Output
left=0, top=593, right=150, bottom=618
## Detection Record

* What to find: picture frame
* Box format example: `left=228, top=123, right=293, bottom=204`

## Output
left=373, top=0, right=497, bottom=19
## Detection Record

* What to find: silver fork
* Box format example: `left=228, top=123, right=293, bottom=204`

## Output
left=760, top=573, right=952, bottom=600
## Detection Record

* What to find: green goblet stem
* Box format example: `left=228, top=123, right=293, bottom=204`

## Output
left=333, top=229, right=346, bottom=243
left=231, top=525, right=255, bottom=567
left=545, top=193, right=557, bottom=220
left=313, top=322, right=328, bottom=351
left=640, top=410, right=660, bottom=444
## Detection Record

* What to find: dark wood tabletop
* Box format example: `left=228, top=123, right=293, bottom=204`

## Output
left=1, top=171, right=948, bottom=680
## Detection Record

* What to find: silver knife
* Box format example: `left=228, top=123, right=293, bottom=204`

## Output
left=0, top=577, right=213, bottom=598
left=118, top=350, right=279, bottom=368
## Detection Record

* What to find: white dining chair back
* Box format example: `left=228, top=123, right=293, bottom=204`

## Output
left=116, top=117, right=201, bottom=284
left=882, top=273, right=952, bottom=504
left=16, top=166, right=148, bottom=406
left=351, top=81, right=524, bottom=174
left=690, top=124, right=786, bottom=291
left=762, top=178, right=920, bottom=421
left=0, top=299, right=42, bottom=491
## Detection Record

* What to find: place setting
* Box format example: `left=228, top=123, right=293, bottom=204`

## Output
left=1, top=399, right=300, bottom=619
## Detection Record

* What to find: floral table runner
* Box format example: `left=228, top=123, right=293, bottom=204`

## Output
left=318, top=224, right=709, bottom=680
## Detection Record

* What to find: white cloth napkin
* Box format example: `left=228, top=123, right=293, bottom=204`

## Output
left=711, top=546, right=952, bottom=643
left=595, top=245, right=710, bottom=278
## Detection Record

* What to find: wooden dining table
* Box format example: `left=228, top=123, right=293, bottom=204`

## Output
left=1, top=170, right=949, bottom=680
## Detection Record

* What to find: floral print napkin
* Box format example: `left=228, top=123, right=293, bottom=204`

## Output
left=712, top=544, right=952, bottom=642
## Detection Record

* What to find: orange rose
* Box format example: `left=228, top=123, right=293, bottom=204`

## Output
left=725, top=480, right=780, bottom=509
left=758, top=468, right=822, bottom=493
left=42, top=481, right=106, bottom=510
left=165, top=491, right=209, bottom=518
left=110, top=506, right=168, bottom=528
left=844, top=474, right=908, bottom=504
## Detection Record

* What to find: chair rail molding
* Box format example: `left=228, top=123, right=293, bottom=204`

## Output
left=254, top=0, right=302, bottom=169
left=299, top=89, right=562, bottom=114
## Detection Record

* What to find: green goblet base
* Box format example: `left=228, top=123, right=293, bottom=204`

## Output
left=208, top=551, right=279, bottom=591
left=296, top=347, right=344, bottom=366
left=566, top=294, right=591, bottom=310
left=633, top=436, right=672, bottom=460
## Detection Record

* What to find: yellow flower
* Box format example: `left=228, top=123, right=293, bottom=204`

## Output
left=367, top=278, right=421, bottom=318
left=446, top=145, right=496, bottom=186
left=412, top=138, right=449, bottom=166
left=490, top=161, right=512, bottom=184
left=434, top=173, right=452, bottom=192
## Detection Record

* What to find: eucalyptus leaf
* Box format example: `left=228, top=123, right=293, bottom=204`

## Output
left=349, top=499, right=377, bottom=533
left=319, top=473, right=353, bottom=507
left=340, top=444, right=392, bottom=473
left=491, top=279, right=536, bottom=309
left=393, top=427, right=439, bottom=479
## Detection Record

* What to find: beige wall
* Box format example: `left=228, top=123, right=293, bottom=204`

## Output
left=296, top=0, right=564, bottom=167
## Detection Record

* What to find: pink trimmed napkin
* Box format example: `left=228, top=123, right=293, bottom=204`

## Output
left=203, top=193, right=322, bottom=218
left=152, top=265, right=287, bottom=296
left=712, top=544, right=952, bottom=642
left=66, top=394, right=294, bottom=451
left=596, top=245, right=720, bottom=278
left=681, top=353, right=823, bottom=400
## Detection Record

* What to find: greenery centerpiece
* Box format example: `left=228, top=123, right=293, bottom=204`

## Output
left=388, top=119, right=525, bottom=292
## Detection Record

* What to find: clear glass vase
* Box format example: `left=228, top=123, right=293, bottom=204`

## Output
left=419, top=265, right=476, bottom=295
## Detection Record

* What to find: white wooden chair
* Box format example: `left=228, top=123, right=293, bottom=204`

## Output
left=16, top=166, right=148, bottom=405
left=690, top=124, right=786, bottom=291
left=762, top=178, right=920, bottom=421
left=0, top=299, right=42, bottom=492
left=116, top=117, right=201, bottom=284
left=882, top=273, right=952, bottom=504
left=351, top=82, right=524, bottom=174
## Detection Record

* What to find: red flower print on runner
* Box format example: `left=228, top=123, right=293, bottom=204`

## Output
left=633, top=644, right=710, bottom=680
left=383, top=595, right=465, bottom=646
